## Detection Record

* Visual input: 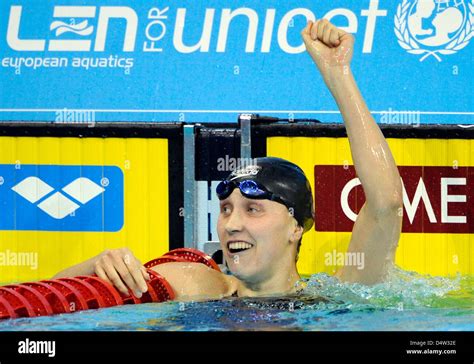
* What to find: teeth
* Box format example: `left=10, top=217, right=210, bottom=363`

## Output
left=228, top=241, right=253, bottom=250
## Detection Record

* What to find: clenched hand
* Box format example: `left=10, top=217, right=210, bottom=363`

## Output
left=301, top=19, right=354, bottom=72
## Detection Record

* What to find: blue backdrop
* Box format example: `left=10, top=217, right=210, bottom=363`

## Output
left=0, top=0, right=473, bottom=124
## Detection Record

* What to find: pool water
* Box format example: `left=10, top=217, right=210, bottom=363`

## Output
left=1, top=267, right=472, bottom=331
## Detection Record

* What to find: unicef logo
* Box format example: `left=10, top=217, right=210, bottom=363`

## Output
left=395, top=0, right=474, bottom=61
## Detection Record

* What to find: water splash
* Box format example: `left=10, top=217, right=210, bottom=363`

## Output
left=299, top=265, right=469, bottom=311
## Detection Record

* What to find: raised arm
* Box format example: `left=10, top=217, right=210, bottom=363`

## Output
left=302, top=20, right=403, bottom=284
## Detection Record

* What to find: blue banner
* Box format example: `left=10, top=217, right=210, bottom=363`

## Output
left=0, top=0, right=472, bottom=124
left=0, top=164, right=124, bottom=231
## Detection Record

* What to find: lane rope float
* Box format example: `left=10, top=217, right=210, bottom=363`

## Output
left=0, top=248, right=219, bottom=320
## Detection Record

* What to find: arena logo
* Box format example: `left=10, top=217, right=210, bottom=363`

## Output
left=394, top=0, right=474, bottom=61
left=5, top=1, right=389, bottom=54
left=0, top=164, right=124, bottom=232
left=314, top=165, right=473, bottom=233
left=11, top=176, right=105, bottom=219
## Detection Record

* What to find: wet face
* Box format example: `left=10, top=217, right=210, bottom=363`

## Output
left=217, top=189, right=301, bottom=284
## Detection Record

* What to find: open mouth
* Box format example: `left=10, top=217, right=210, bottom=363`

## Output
left=227, top=241, right=254, bottom=254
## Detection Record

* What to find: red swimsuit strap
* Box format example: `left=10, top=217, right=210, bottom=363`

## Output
left=144, top=248, right=221, bottom=272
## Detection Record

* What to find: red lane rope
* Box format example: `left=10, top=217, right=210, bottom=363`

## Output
left=4, top=284, right=54, bottom=316
left=0, top=248, right=217, bottom=320
left=0, top=287, right=35, bottom=318
left=41, top=279, right=89, bottom=312
left=0, top=295, right=17, bottom=319
left=22, top=281, right=70, bottom=314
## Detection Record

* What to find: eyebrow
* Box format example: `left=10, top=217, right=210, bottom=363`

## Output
left=219, top=198, right=264, bottom=206
left=246, top=200, right=263, bottom=206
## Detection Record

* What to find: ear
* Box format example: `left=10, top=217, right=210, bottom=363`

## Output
left=289, top=221, right=304, bottom=244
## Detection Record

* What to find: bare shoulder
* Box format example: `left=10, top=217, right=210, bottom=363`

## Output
left=151, top=262, right=239, bottom=300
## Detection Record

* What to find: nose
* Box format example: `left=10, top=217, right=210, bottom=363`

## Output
left=225, top=209, right=243, bottom=234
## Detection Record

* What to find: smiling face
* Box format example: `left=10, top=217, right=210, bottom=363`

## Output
left=217, top=189, right=302, bottom=285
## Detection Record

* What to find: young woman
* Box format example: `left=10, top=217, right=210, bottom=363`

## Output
left=53, top=19, right=403, bottom=300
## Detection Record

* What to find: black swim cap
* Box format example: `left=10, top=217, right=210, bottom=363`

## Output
left=219, top=157, right=314, bottom=233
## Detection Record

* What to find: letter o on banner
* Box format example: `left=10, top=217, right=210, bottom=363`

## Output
left=340, top=177, right=361, bottom=222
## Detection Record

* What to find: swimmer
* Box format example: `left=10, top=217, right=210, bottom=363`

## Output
left=53, top=19, right=403, bottom=300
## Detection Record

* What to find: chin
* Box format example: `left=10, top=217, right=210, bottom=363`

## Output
left=227, top=260, right=245, bottom=276
left=227, top=262, right=263, bottom=283
left=231, top=270, right=256, bottom=283
left=226, top=260, right=249, bottom=278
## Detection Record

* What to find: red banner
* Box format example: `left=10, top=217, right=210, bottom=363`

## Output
left=314, top=166, right=473, bottom=233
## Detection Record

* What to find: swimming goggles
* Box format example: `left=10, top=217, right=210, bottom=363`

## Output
left=216, top=179, right=290, bottom=209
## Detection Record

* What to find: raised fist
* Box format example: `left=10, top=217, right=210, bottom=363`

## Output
left=301, top=19, right=355, bottom=71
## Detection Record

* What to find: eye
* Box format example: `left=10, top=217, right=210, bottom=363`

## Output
left=247, top=204, right=261, bottom=213
left=220, top=204, right=231, bottom=214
